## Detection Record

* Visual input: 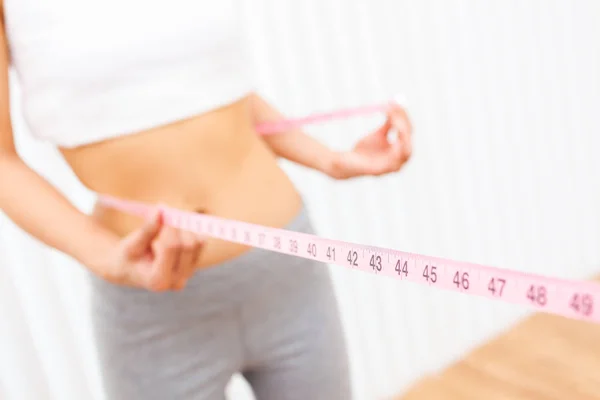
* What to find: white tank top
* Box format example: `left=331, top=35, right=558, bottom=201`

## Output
left=3, top=0, right=255, bottom=148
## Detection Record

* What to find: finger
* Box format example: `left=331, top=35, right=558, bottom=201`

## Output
left=390, top=110, right=412, bottom=162
left=175, top=230, right=203, bottom=289
left=375, top=142, right=406, bottom=175
left=388, top=102, right=412, bottom=133
left=392, top=114, right=412, bottom=139
left=396, top=127, right=412, bottom=163
left=402, top=135, right=412, bottom=162
left=148, top=226, right=181, bottom=291
left=178, top=231, right=198, bottom=283
left=375, top=117, right=393, bottom=138
left=361, top=118, right=392, bottom=148
left=402, top=122, right=413, bottom=161
left=121, top=210, right=163, bottom=258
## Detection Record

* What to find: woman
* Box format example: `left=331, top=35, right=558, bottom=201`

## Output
left=0, top=0, right=412, bottom=399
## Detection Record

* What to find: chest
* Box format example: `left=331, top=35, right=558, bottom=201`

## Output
left=4, top=0, right=243, bottom=84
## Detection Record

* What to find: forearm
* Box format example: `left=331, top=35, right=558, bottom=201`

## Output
left=250, top=93, right=337, bottom=176
left=0, top=154, right=117, bottom=271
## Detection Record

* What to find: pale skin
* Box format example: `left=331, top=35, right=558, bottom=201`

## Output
left=0, top=2, right=412, bottom=293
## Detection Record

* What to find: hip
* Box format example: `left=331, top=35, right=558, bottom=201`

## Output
left=88, top=205, right=332, bottom=322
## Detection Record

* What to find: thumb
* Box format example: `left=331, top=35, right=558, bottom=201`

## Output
left=121, top=210, right=163, bottom=258
left=374, top=117, right=392, bottom=139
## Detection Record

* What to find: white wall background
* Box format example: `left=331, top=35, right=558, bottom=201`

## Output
left=1, top=0, right=599, bottom=399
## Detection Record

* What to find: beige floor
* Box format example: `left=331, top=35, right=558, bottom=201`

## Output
left=396, top=280, right=600, bottom=400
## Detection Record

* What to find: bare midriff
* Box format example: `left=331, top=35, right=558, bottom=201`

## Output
left=59, top=95, right=302, bottom=268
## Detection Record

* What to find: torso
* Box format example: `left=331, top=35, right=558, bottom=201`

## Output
left=3, top=0, right=303, bottom=268
left=60, top=97, right=302, bottom=268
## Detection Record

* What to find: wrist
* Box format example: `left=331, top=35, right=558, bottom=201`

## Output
left=72, top=222, right=121, bottom=278
left=324, top=151, right=345, bottom=180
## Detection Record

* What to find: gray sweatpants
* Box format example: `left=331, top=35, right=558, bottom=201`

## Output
left=88, top=207, right=352, bottom=400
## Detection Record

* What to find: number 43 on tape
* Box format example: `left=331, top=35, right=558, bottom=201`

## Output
left=99, top=195, right=600, bottom=324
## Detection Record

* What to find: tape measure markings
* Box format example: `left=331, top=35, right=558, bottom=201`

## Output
left=98, top=195, right=600, bottom=324
left=96, top=97, right=600, bottom=324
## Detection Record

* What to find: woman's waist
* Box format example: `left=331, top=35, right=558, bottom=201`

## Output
left=73, top=136, right=302, bottom=233
left=59, top=99, right=303, bottom=265
left=88, top=153, right=302, bottom=267
left=88, top=206, right=318, bottom=316
left=62, top=97, right=301, bottom=264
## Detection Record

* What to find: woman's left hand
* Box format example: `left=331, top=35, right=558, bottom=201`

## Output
left=329, top=103, right=413, bottom=179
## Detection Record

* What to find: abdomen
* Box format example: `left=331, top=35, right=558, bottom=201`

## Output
left=61, top=97, right=302, bottom=267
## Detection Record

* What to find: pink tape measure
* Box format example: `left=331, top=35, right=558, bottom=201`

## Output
left=98, top=95, right=600, bottom=324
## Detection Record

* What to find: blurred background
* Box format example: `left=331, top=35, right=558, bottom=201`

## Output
left=1, top=0, right=599, bottom=399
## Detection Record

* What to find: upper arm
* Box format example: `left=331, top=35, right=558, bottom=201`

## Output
left=0, top=0, right=16, bottom=155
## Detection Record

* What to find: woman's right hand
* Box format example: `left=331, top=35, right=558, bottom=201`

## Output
left=96, top=210, right=204, bottom=291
